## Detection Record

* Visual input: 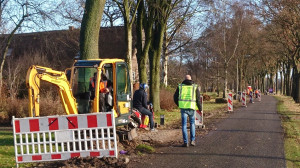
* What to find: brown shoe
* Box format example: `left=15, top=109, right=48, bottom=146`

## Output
left=182, top=143, right=189, bottom=147
left=190, top=141, right=195, bottom=146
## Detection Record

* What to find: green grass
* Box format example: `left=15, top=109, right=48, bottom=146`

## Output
left=0, top=130, right=17, bottom=168
left=274, top=95, right=300, bottom=168
left=203, top=100, right=227, bottom=112
left=135, top=144, right=155, bottom=154
left=154, top=99, right=228, bottom=126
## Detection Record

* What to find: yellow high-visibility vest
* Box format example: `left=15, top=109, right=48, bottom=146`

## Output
left=178, top=84, right=198, bottom=110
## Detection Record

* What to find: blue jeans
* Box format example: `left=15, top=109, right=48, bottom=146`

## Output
left=181, top=109, right=195, bottom=144
left=140, top=108, right=154, bottom=129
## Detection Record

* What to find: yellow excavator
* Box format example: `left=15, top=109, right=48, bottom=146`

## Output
left=26, top=59, right=134, bottom=127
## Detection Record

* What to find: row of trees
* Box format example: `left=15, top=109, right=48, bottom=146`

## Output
left=1, top=0, right=300, bottom=113
left=177, top=0, right=300, bottom=103
left=80, top=0, right=199, bottom=112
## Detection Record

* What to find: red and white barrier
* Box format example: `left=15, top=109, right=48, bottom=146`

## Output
left=12, top=112, right=117, bottom=164
left=195, top=96, right=204, bottom=127
left=227, top=93, right=233, bottom=112
left=242, top=92, right=247, bottom=107
left=249, top=92, right=254, bottom=103
left=258, top=90, right=261, bottom=102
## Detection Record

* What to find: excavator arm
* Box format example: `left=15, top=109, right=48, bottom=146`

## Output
left=26, top=65, right=78, bottom=117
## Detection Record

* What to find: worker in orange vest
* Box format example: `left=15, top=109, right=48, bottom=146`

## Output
left=255, top=89, right=258, bottom=98
left=89, top=72, right=112, bottom=112
left=90, top=72, right=110, bottom=94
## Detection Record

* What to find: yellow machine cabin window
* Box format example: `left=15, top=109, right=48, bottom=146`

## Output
left=116, top=63, right=131, bottom=115
left=72, top=67, right=97, bottom=114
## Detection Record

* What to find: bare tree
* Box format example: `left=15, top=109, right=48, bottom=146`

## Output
left=103, top=0, right=123, bottom=27
left=207, top=1, right=244, bottom=98
left=113, top=0, right=141, bottom=86
left=259, top=0, right=300, bottom=102
left=161, top=0, right=196, bottom=87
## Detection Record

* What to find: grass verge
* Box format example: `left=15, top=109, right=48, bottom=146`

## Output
left=274, top=95, right=300, bottom=168
left=154, top=98, right=230, bottom=126
left=0, top=130, right=16, bottom=168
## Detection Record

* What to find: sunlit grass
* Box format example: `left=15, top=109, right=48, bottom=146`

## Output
left=274, top=95, right=300, bottom=168
left=0, top=130, right=17, bottom=168
left=155, top=97, right=230, bottom=126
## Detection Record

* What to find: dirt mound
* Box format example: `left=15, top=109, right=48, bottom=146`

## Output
left=33, top=156, right=129, bottom=168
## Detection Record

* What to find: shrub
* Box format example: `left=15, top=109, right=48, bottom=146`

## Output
left=6, top=99, right=27, bottom=121
left=39, top=91, right=65, bottom=116
left=160, top=87, right=176, bottom=111
left=215, top=98, right=227, bottom=103
left=202, top=94, right=211, bottom=101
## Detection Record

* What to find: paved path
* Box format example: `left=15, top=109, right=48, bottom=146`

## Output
left=129, top=95, right=286, bottom=168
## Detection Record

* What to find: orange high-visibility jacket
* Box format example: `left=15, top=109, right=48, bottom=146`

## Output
left=90, top=77, right=107, bottom=93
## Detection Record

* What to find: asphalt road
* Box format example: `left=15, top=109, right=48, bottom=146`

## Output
left=129, top=95, right=286, bottom=168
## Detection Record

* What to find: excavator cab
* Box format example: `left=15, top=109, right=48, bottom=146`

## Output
left=70, top=59, right=132, bottom=126
left=26, top=59, right=132, bottom=126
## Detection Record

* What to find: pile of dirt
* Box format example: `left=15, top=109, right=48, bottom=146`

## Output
left=33, top=156, right=130, bottom=168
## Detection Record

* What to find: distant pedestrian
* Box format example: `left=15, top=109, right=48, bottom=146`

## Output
left=174, top=75, right=202, bottom=147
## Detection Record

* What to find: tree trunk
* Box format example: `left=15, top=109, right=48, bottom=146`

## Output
left=291, top=66, right=300, bottom=102
left=162, top=29, right=168, bottom=87
left=270, top=73, right=274, bottom=91
left=280, top=64, right=284, bottom=95
left=149, top=22, right=165, bottom=112
left=124, top=23, right=133, bottom=85
left=295, top=68, right=300, bottom=103
left=257, top=75, right=260, bottom=90
left=239, top=65, right=243, bottom=92
left=262, top=76, right=265, bottom=93
left=136, top=0, right=152, bottom=84
left=80, top=0, right=106, bottom=59
left=275, top=69, right=278, bottom=94
left=286, top=63, right=291, bottom=96
left=217, top=64, right=220, bottom=97
left=223, top=62, right=228, bottom=98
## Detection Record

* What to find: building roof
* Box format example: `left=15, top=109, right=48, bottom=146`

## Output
left=0, top=26, right=134, bottom=69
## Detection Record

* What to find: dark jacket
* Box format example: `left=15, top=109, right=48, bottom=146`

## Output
left=173, top=80, right=202, bottom=111
left=133, top=89, right=148, bottom=111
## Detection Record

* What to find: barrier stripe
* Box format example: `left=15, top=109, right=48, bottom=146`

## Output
left=242, top=92, right=247, bottom=107
left=71, top=153, right=80, bottom=158
left=87, top=115, right=97, bottom=128
left=227, top=93, right=233, bottom=112
left=51, top=154, right=61, bottom=160
left=90, top=152, right=100, bottom=157
left=67, top=116, right=78, bottom=129
left=32, top=155, right=42, bottom=161
left=15, top=120, right=20, bottom=133
left=49, top=118, right=59, bottom=130
left=106, top=114, right=112, bottom=127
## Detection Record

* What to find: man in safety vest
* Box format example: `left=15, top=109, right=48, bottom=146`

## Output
left=174, top=75, right=202, bottom=147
